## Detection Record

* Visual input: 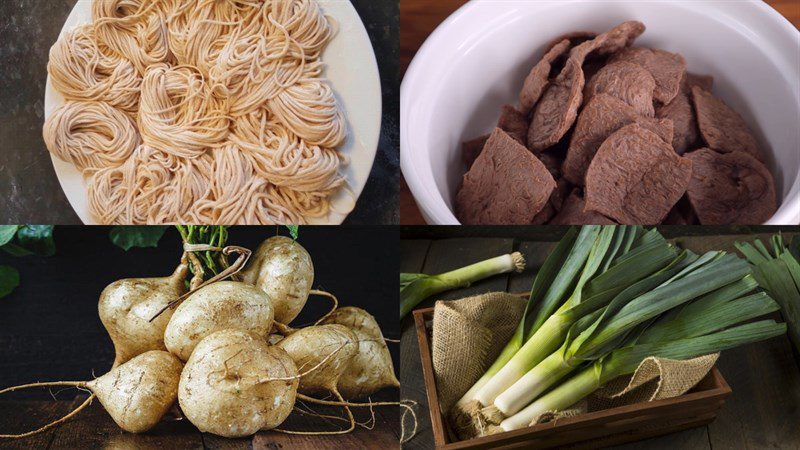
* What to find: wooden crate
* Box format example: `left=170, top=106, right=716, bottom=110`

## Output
left=413, top=308, right=732, bottom=449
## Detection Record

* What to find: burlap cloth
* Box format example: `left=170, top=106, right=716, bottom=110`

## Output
left=432, top=293, right=718, bottom=438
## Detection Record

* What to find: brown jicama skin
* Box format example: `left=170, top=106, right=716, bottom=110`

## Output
left=163, top=281, right=274, bottom=361
left=0, top=350, right=183, bottom=437
left=178, top=330, right=299, bottom=438
left=239, top=236, right=314, bottom=324
left=322, top=307, right=401, bottom=398
left=98, top=260, right=189, bottom=367
left=276, top=324, right=359, bottom=396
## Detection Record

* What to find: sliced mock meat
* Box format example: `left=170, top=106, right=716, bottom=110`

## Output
left=544, top=31, right=597, bottom=53
left=686, top=73, right=713, bottom=91
left=519, top=39, right=572, bottom=115
left=498, top=105, right=529, bottom=144
left=585, top=123, right=693, bottom=224
left=655, top=73, right=701, bottom=155
left=456, top=128, right=556, bottom=225
left=563, top=94, right=674, bottom=185
left=461, top=134, right=489, bottom=169
left=691, top=86, right=765, bottom=161
left=550, top=190, right=616, bottom=225
left=609, top=47, right=686, bottom=104
left=654, top=72, right=713, bottom=155
left=684, top=148, right=776, bottom=224
left=585, top=61, right=656, bottom=117
left=527, top=58, right=585, bottom=152
left=461, top=105, right=531, bottom=169
left=573, top=21, right=646, bottom=60
left=528, top=21, right=645, bottom=152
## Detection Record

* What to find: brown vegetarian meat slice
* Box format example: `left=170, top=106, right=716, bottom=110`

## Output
left=456, top=128, right=556, bottom=225
left=655, top=72, right=714, bottom=155
left=563, top=94, right=674, bottom=186
left=691, top=86, right=765, bottom=161
left=585, top=123, right=693, bottom=224
left=461, top=134, right=489, bottom=169
left=498, top=105, right=529, bottom=144
left=550, top=190, right=616, bottom=225
left=585, top=61, right=657, bottom=117
left=686, top=73, right=713, bottom=91
left=462, top=105, right=529, bottom=168
left=544, top=31, right=597, bottom=54
left=519, top=39, right=572, bottom=115
left=609, top=47, right=686, bottom=104
left=684, top=148, right=776, bottom=224
left=527, top=21, right=646, bottom=152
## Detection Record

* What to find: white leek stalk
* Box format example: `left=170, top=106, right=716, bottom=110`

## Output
left=501, top=320, right=786, bottom=431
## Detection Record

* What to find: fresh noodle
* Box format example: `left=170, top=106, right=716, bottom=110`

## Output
left=45, top=0, right=348, bottom=225
left=43, top=101, right=139, bottom=174
left=48, top=25, right=142, bottom=114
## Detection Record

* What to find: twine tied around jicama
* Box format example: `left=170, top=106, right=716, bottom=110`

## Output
left=432, top=292, right=718, bottom=441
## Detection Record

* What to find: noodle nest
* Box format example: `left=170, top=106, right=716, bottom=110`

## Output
left=44, top=0, right=347, bottom=224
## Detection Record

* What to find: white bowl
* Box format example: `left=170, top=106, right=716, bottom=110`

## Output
left=45, top=0, right=381, bottom=225
left=401, top=0, right=800, bottom=225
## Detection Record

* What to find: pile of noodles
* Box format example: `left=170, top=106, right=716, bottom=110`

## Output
left=43, top=0, right=348, bottom=224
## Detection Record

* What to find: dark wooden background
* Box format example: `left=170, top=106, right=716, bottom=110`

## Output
left=400, top=227, right=800, bottom=449
left=0, top=226, right=400, bottom=449
left=399, top=0, right=800, bottom=224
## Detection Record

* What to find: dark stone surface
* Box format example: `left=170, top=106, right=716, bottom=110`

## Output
left=0, top=0, right=399, bottom=225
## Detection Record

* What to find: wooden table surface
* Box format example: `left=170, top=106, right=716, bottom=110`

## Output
left=399, top=0, right=800, bottom=224
left=0, top=395, right=400, bottom=450
left=400, top=231, right=800, bottom=449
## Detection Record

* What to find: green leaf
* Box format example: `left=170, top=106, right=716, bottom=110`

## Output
left=0, top=226, right=19, bottom=247
left=0, top=266, right=20, bottom=298
left=110, top=226, right=168, bottom=251
left=400, top=273, right=428, bottom=289
left=286, top=226, right=299, bottom=240
left=2, top=226, right=56, bottom=257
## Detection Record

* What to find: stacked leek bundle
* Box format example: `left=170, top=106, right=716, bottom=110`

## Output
left=452, top=226, right=786, bottom=436
left=736, top=233, right=800, bottom=353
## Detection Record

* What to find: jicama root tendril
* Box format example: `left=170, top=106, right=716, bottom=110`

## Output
left=310, top=289, right=339, bottom=325
left=0, top=385, right=96, bottom=439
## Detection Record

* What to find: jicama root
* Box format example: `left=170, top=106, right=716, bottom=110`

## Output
left=177, top=329, right=357, bottom=438
left=321, top=307, right=400, bottom=398
left=240, top=236, right=314, bottom=324
left=178, top=330, right=298, bottom=437
left=275, top=324, right=359, bottom=396
left=0, top=351, right=183, bottom=437
left=164, top=281, right=274, bottom=361
left=98, top=257, right=189, bottom=367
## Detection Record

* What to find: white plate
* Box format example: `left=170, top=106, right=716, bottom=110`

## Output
left=401, top=0, right=800, bottom=225
left=45, top=0, right=381, bottom=225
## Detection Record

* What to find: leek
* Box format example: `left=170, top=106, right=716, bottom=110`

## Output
left=400, top=251, right=526, bottom=318
left=500, top=319, right=786, bottom=431
left=452, top=226, right=588, bottom=408
left=736, top=234, right=800, bottom=352
left=472, top=227, right=678, bottom=407
left=494, top=251, right=752, bottom=416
